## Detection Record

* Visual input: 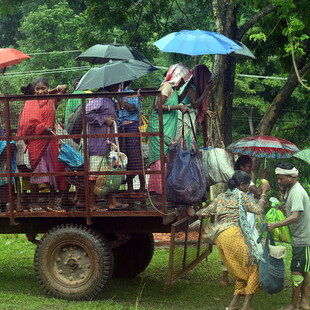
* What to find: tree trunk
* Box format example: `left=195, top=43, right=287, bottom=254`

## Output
left=255, top=61, right=310, bottom=135
left=210, top=1, right=279, bottom=146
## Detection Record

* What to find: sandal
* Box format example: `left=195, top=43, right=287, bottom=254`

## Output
left=46, top=205, right=64, bottom=212
left=30, top=206, right=45, bottom=212
left=108, top=203, right=129, bottom=210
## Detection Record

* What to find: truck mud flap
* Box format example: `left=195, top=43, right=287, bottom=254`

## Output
left=166, top=216, right=212, bottom=285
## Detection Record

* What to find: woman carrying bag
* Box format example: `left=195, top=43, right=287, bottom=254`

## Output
left=196, top=170, right=269, bottom=310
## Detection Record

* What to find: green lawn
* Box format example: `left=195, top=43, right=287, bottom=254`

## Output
left=0, top=234, right=294, bottom=310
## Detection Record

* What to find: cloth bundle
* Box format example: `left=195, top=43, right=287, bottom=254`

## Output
left=201, top=147, right=234, bottom=186
left=94, top=122, right=128, bottom=196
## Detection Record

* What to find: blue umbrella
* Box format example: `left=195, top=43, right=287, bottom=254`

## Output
left=153, top=29, right=242, bottom=56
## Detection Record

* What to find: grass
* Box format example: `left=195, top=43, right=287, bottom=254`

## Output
left=0, top=234, right=295, bottom=310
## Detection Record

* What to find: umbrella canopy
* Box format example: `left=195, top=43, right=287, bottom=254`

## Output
left=0, top=48, right=30, bottom=72
left=229, top=40, right=256, bottom=59
left=153, top=29, right=242, bottom=56
left=76, top=59, right=157, bottom=91
left=75, top=43, right=152, bottom=65
left=226, top=135, right=300, bottom=159
left=293, top=148, right=310, bottom=164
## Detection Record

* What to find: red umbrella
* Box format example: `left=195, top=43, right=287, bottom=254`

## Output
left=226, top=135, right=299, bottom=159
left=0, top=48, right=30, bottom=73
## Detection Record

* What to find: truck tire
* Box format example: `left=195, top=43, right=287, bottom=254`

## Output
left=34, top=223, right=113, bottom=300
left=113, top=233, right=154, bottom=278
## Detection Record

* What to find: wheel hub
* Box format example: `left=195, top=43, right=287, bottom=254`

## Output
left=52, top=245, right=93, bottom=286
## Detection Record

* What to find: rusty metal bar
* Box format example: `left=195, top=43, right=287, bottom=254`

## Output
left=156, top=95, right=167, bottom=214
left=4, top=98, right=16, bottom=225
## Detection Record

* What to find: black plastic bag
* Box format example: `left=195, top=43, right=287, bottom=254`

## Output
left=166, top=139, right=206, bottom=205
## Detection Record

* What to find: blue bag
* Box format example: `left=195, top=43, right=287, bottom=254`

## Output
left=58, top=143, right=84, bottom=169
left=258, top=224, right=285, bottom=294
left=166, top=139, right=206, bottom=206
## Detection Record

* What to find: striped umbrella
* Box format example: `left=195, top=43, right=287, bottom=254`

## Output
left=226, top=135, right=299, bottom=159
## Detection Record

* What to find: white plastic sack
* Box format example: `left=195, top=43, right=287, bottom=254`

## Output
left=202, top=147, right=234, bottom=186
left=16, top=140, right=31, bottom=169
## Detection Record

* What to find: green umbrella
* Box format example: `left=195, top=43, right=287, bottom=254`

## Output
left=293, top=148, right=310, bottom=165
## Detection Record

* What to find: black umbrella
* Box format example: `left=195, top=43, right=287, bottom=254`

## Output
left=75, top=43, right=152, bottom=65
left=75, top=59, right=157, bottom=91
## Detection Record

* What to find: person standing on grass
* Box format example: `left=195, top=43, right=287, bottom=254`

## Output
left=197, top=170, right=269, bottom=310
left=220, top=155, right=270, bottom=286
left=267, top=162, right=310, bottom=310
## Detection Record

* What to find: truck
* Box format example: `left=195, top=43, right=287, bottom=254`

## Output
left=0, top=90, right=210, bottom=300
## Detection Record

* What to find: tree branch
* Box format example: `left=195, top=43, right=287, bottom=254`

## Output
left=175, top=0, right=193, bottom=28
left=236, top=4, right=278, bottom=40
left=255, top=60, right=310, bottom=136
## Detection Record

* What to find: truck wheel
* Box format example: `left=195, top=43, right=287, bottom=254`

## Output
left=34, top=224, right=113, bottom=300
left=113, top=233, right=154, bottom=278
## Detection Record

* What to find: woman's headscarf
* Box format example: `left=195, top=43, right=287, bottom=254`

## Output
left=161, top=63, right=192, bottom=87
left=193, top=64, right=212, bottom=123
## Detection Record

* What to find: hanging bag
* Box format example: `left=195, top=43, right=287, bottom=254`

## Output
left=51, top=127, right=84, bottom=170
left=166, top=113, right=206, bottom=205
left=258, top=224, right=286, bottom=294
left=201, top=118, right=234, bottom=186
left=94, top=121, right=128, bottom=196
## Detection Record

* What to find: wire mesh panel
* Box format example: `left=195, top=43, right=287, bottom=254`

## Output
left=0, top=90, right=179, bottom=223
left=167, top=216, right=212, bottom=285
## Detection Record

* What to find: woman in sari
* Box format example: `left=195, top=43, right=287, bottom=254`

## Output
left=220, top=155, right=270, bottom=286
left=175, top=64, right=214, bottom=141
left=146, top=63, right=192, bottom=194
left=18, top=77, right=67, bottom=211
left=197, top=170, right=269, bottom=310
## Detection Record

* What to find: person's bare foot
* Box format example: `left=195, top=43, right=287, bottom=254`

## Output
left=220, top=279, right=230, bottom=286
left=90, top=204, right=103, bottom=211
left=187, top=206, right=195, bottom=217
left=108, top=201, right=129, bottom=210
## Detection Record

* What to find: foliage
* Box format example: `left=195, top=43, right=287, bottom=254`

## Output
left=0, top=0, right=308, bottom=153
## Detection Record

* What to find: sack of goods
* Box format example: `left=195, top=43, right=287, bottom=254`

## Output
left=258, top=224, right=286, bottom=294
left=201, top=147, right=234, bottom=186
left=94, top=145, right=128, bottom=196
left=166, top=139, right=206, bottom=205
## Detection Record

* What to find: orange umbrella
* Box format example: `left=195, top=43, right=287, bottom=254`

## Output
left=0, top=48, right=30, bottom=73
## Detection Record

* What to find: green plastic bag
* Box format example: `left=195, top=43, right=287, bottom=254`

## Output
left=265, top=205, right=292, bottom=243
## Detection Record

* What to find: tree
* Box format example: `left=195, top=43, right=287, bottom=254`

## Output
left=0, top=0, right=309, bottom=147
left=0, top=0, right=87, bottom=94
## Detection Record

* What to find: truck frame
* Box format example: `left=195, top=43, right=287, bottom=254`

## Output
left=0, top=90, right=210, bottom=300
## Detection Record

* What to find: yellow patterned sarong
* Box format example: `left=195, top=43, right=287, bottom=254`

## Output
left=216, top=225, right=259, bottom=295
